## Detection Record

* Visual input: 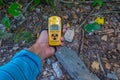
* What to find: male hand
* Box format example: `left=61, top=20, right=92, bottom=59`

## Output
left=29, top=26, right=66, bottom=60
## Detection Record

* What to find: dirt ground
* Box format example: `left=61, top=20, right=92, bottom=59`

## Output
left=0, top=0, right=120, bottom=80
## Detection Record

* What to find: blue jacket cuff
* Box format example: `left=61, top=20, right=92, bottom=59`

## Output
left=12, top=49, right=42, bottom=72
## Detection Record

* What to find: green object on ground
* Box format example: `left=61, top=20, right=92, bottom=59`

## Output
left=0, top=31, right=13, bottom=40
left=0, top=0, right=3, bottom=5
left=2, top=16, right=10, bottom=29
left=8, top=2, right=21, bottom=16
left=33, top=0, right=41, bottom=6
left=14, top=31, right=33, bottom=43
left=92, top=0, right=104, bottom=7
left=84, top=22, right=101, bottom=33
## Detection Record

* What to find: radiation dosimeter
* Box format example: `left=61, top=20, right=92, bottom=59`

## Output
left=48, top=16, right=62, bottom=46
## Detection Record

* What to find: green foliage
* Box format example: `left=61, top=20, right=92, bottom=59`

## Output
left=93, top=0, right=104, bottom=7
left=0, top=0, right=3, bottom=5
left=0, top=31, right=4, bottom=36
left=84, top=22, right=101, bottom=33
left=82, top=0, right=85, bottom=2
left=33, top=0, right=55, bottom=8
left=8, top=2, right=21, bottom=16
left=2, top=16, right=10, bottom=29
left=13, top=31, right=33, bottom=43
left=0, top=31, right=13, bottom=40
left=45, top=0, right=55, bottom=8
left=33, top=0, right=41, bottom=6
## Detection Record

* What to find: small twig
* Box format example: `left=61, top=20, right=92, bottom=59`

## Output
left=92, top=10, right=120, bottom=16
left=0, top=39, right=2, bottom=47
left=78, top=29, right=84, bottom=55
left=77, top=8, right=95, bottom=30
left=78, top=0, right=120, bottom=4
left=10, top=0, right=34, bottom=26
left=78, top=9, right=95, bottom=56
left=97, top=53, right=106, bottom=74
left=60, top=0, right=73, bottom=4
left=93, top=35, right=105, bottom=74
left=23, top=0, right=34, bottom=13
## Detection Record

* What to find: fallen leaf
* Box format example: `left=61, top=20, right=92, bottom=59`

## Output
left=84, top=22, right=101, bottom=33
left=74, top=2, right=79, bottom=5
left=63, top=15, right=68, bottom=19
left=91, top=61, right=100, bottom=70
left=105, top=62, right=111, bottom=70
left=95, top=6, right=100, bottom=10
left=95, top=17, right=105, bottom=25
left=76, top=8, right=80, bottom=12
left=73, top=14, right=77, bottom=19
left=114, top=63, right=119, bottom=68
left=8, top=2, right=21, bottom=16
left=101, top=35, right=107, bottom=41
left=66, top=23, right=70, bottom=28
left=37, top=33, right=40, bottom=38
left=117, top=44, right=120, bottom=51
left=103, top=29, right=114, bottom=34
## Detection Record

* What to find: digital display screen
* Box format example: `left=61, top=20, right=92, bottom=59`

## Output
left=50, top=25, right=59, bottom=30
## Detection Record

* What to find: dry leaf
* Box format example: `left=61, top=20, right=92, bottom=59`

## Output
left=101, top=35, right=107, bottom=41
left=37, top=33, right=40, bottom=38
left=105, top=62, right=111, bottom=70
left=63, top=15, right=68, bottom=19
left=103, top=29, right=114, bottom=34
left=66, top=23, right=70, bottom=28
left=114, top=63, right=119, bottom=67
left=117, top=44, right=120, bottom=51
left=91, top=61, right=100, bottom=70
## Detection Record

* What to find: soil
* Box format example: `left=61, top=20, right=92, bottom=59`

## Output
left=0, top=0, right=120, bottom=80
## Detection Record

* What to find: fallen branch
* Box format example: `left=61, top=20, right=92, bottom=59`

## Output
left=77, top=8, right=95, bottom=30
left=92, top=10, right=120, bottom=16
left=97, top=53, right=106, bottom=74
left=78, top=29, right=84, bottom=56
left=60, top=0, right=73, bottom=4
left=23, top=0, right=34, bottom=13
left=10, top=0, right=34, bottom=26
left=78, top=0, right=120, bottom=4
left=77, top=9, right=95, bottom=56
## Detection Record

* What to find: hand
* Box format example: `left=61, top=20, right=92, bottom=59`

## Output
left=29, top=26, right=66, bottom=60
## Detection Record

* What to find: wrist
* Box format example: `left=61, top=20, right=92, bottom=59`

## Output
left=29, top=43, right=44, bottom=60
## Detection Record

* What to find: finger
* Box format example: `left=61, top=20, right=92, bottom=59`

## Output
left=63, top=25, right=67, bottom=29
left=60, top=37, right=64, bottom=42
left=63, top=28, right=67, bottom=33
left=60, top=42, right=64, bottom=46
left=37, top=30, right=48, bottom=43
left=62, top=25, right=67, bottom=33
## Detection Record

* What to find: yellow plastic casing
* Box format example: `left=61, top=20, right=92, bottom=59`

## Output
left=48, top=16, right=62, bottom=46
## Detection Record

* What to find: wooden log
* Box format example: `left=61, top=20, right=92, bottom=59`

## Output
left=55, top=46, right=100, bottom=80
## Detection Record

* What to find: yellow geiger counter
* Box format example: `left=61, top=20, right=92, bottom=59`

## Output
left=48, top=16, right=62, bottom=46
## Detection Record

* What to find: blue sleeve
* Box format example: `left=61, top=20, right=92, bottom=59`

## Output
left=0, top=49, right=42, bottom=80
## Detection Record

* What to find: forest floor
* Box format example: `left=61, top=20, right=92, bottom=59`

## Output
left=0, top=0, right=120, bottom=80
